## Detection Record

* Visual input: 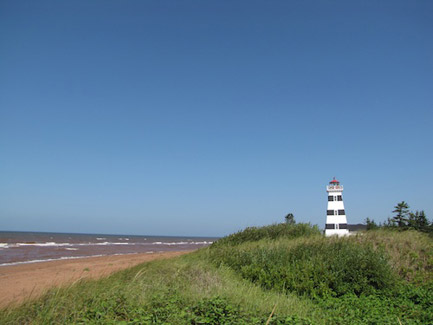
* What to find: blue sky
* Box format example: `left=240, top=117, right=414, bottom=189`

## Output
left=1, top=0, right=432, bottom=237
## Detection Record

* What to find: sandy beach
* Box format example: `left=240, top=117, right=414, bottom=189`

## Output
left=0, top=251, right=191, bottom=308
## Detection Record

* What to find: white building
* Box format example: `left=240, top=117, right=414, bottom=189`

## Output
left=325, top=178, right=349, bottom=236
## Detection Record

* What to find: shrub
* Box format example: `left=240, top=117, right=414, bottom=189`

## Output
left=209, top=238, right=396, bottom=298
left=212, top=223, right=320, bottom=247
left=188, top=297, right=312, bottom=325
left=188, top=297, right=243, bottom=324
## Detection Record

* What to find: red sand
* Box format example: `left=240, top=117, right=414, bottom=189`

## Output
left=0, top=251, right=192, bottom=308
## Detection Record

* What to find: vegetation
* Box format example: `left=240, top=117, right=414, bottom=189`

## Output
left=208, top=225, right=433, bottom=323
left=392, top=201, right=410, bottom=228
left=0, top=251, right=318, bottom=324
left=366, top=201, right=433, bottom=233
left=1, top=221, right=432, bottom=324
left=209, top=237, right=396, bottom=298
left=213, top=222, right=321, bottom=247
left=284, top=213, right=295, bottom=225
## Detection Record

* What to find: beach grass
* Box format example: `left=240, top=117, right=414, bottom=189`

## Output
left=0, top=253, right=317, bottom=324
left=1, top=224, right=432, bottom=324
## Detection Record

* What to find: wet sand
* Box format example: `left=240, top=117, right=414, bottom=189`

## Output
left=0, top=251, right=192, bottom=308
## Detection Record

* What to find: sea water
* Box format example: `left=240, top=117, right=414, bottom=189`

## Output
left=0, top=231, right=216, bottom=266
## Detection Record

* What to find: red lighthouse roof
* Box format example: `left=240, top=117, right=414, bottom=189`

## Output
left=330, top=177, right=339, bottom=184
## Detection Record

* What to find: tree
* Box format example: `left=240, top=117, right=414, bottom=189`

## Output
left=365, top=218, right=378, bottom=230
left=408, top=210, right=429, bottom=231
left=285, top=213, right=295, bottom=225
left=392, top=201, right=410, bottom=228
left=383, top=217, right=396, bottom=228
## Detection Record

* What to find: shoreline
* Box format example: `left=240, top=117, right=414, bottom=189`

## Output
left=0, top=250, right=193, bottom=309
left=0, top=252, right=149, bottom=267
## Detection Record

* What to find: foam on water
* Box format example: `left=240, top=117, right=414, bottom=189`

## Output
left=0, top=241, right=213, bottom=249
left=152, top=241, right=212, bottom=245
left=0, top=252, right=139, bottom=267
left=0, top=231, right=217, bottom=265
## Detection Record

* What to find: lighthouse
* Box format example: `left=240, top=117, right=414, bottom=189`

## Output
left=325, top=178, right=349, bottom=236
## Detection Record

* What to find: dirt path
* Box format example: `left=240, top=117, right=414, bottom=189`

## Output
left=0, top=251, right=192, bottom=308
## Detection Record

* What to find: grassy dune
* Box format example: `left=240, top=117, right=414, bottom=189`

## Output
left=1, top=224, right=432, bottom=324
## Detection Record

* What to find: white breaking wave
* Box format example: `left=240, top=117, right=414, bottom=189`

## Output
left=16, top=242, right=72, bottom=247
left=88, top=242, right=131, bottom=246
left=0, top=241, right=212, bottom=249
left=0, top=252, right=139, bottom=267
left=2, top=242, right=134, bottom=248
left=152, top=241, right=212, bottom=246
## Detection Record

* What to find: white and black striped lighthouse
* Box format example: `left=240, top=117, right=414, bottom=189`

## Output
left=325, top=178, right=349, bottom=236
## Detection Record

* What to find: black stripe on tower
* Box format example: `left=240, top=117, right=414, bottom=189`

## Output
left=326, top=210, right=346, bottom=215
left=325, top=223, right=348, bottom=229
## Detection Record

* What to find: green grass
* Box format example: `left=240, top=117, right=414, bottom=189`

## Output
left=208, top=237, right=396, bottom=298
left=207, top=225, right=433, bottom=323
left=0, top=253, right=318, bottom=324
left=1, top=224, right=432, bottom=324
left=358, top=229, right=433, bottom=283
left=212, top=222, right=321, bottom=247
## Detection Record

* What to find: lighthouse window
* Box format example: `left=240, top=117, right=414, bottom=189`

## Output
left=337, top=195, right=343, bottom=201
left=327, top=210, right=334, bottom=215
left=328, top=196, right=334, bottom=201
left=325, top=224, right=335, bottom=229
left=338, top=209, right=345, bottom=215
left=339, top=223, right=348, bottom=229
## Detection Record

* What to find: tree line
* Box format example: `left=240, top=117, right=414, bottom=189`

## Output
left=365, top=201, right=432, bottom=233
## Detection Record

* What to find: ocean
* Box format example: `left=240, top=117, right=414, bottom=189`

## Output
left=0, top=231, right=217, bottom=266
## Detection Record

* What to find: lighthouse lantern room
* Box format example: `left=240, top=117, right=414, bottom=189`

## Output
left=325, top=178, right=349, bottom=236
